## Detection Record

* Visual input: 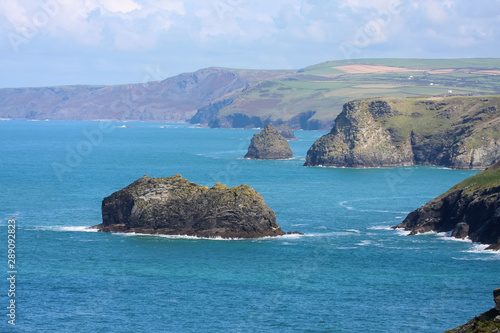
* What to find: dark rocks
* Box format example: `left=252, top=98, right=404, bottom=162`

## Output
left=445, top=288, right=500, bottom=332
left=244, top=124, right=293, bottom=159
left=93, top=174, right=286, bottom=238
left=495, top=288, right=500, bottom=311
left=393, top=161, right=500, bottom=250
left=274, top=123, right=297, bottom=140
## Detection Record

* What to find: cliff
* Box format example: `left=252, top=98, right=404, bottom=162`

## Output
left=93, top=175, right=286, bottom=238
left=445, top=288, right=500, bottom=333
left=393, top=161, right=500, bottom=250
left=244, top=124, right=293, bottom=159
left=304, top=96, right=500, bottom=169
left=0, top=68, right=248, bottom=122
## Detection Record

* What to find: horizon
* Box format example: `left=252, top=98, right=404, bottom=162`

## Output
left=2, top=56, right=500, bottom=89
left=2, top=0, right=500, bottom=88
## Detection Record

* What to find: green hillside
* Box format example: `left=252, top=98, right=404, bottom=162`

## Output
left=209, top=58, right=500, bottom=129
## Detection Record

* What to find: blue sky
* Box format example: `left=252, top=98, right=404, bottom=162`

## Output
left=1, top=0, right=499, bottom=88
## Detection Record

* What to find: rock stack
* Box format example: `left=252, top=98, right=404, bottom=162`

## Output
left=244, top=124, right=293, bottom=159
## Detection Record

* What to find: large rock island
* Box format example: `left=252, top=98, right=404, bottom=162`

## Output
left=93, top=174, right=286, bottom=238
left=305, top=96, right=500, bottom=168
left=393, top=161, right=500, bottom=250
left=244, top=124, right=293, bottom=159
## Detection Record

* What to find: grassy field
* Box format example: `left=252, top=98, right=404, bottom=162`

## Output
left=217, top=58, right=500, bottom=127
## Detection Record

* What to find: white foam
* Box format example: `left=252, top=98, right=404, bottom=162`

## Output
left=291, top=223, right=308, bottom=227
left=338, top=201, right=354, bottom=210
left=346, top=229, right=361, bottom=233
left=368, top=225, right=393, bottom=231
left=393, top=228, right=411, bottom=236
left=463, top=243, right=500, bottom=254
left=110, top=231, right=309, bottom=241
left=356, top=240, right=371, bottom=246
left=58, top=226, right=99, bottom=232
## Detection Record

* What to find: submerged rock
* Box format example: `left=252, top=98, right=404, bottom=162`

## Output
left=445, top=288, right=500, bottom=332
left=244, top=124, right=293, bottom=159
left=93, top=174, right=286, bottom=238
left=393, top=161, right=500, bottom=250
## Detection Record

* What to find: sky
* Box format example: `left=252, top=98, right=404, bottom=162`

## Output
left=0, top=0, right=499, bottom=88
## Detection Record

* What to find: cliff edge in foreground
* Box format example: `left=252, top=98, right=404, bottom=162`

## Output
left=445, top=288, right=500, bottom=333
left=393, top=161, right=500, bottom=250
left=93, top=175, right=286, bottom=238
left=305, top=96, right=500, bottom=169
left=244, top=124, right=293, bottom=159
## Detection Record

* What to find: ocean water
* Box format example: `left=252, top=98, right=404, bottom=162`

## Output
left=0, top=120, right=499, bottom=333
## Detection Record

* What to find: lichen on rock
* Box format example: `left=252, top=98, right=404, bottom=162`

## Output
left=244, top=124, right=293, bottom=159
left=93, top=174, right=287, bottom=238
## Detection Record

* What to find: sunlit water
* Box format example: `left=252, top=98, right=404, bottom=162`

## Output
left=0, top=121, right=498, bottom=332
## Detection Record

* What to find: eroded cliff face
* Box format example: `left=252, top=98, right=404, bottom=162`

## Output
left=305, top=100, right=414, bottom=167
left=305, top=96, right=500, bottom=169
left=393, top=161, right=500, bottom=250
left=93, top=175, right=285, bottom=238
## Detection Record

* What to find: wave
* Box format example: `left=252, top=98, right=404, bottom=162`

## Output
left=368, top=225, right=393, bottom=231
left=393, top=227, right=411, bottom=236
left=26, top=226, right=99, bottom=232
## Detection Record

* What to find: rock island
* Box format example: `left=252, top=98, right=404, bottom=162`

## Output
left=93, top=174, right=287, bottom=238
left=244, top=124, right=293, bottom=159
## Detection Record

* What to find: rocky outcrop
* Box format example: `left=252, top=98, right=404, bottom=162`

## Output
left=274, top=123, right=297, bottom=140
left=393, top=161, right=500, bottom=250
left=305, top=96, right=500, bottom=169
left=244, top=124, right=293, bottom=159
left=93, top=175, right=287, bottom=238
left=445, top=288, right=500, bottom=333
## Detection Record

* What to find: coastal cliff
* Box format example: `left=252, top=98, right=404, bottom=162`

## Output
left=244, top=124, right=293, bottom=159
left=305, top=96, right=500, bottom=169
left=445, top=288, right=500, bottom=333
left=93, top=175, right=286, bottom=238
left=393, top=161, right=500, bottom=250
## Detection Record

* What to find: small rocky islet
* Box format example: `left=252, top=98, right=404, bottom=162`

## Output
left=244, top=124, right=293, bottom=159
left=93, top=174, right=297, bottom=239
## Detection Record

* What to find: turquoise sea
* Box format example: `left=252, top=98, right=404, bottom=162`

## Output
left=0, top=120, right=499, bottom=332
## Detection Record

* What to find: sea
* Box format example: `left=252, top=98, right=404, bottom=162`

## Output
left=0, top=120, right=499, bottom=333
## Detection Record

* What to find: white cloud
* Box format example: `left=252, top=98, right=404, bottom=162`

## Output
left=99, top=0, right=141, bottom=13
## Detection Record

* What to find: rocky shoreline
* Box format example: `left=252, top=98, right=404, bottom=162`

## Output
left=393, top=161, right=500, bottom=250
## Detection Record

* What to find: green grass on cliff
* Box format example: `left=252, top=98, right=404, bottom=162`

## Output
left=442, top=161, right=500, bottom=196
left=218, top=58, right=500, bottom=125
left=366, top=95, right=500, bottom=148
